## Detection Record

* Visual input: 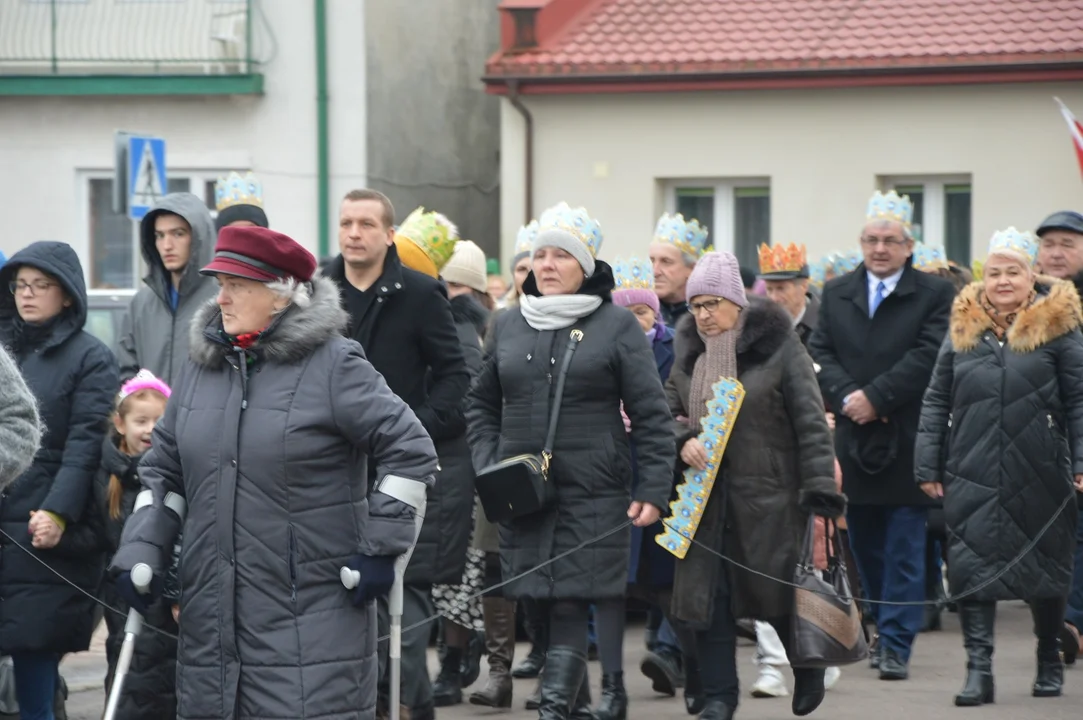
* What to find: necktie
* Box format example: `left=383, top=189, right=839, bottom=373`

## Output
left=870, top=281, right=886, bottom=317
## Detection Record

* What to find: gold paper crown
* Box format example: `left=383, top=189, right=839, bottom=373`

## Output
left=215, top=171, right=263, bottom=211
left=395, top=206, right=459, bottom=272
left=758, top=243, right=808, bottom=275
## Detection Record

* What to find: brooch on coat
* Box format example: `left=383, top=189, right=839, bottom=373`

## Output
left=656, top=377, right=745, bottom=559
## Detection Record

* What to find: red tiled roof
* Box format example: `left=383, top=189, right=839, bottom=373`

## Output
left=485, top=0, right=1083, bottom=83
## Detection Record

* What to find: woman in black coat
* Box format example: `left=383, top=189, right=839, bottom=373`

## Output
left=915, top=231, right=1083, bottom=706
left=466, top=203, right=675, bottom=719
left=0, top=241, right=117, bottom=720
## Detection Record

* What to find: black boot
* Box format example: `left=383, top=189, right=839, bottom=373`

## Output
left=470, top=597, right=515, bottom=709
left=461, top=630, right=484, bottom=688
left=539, top=646, right=589, bottom=720
left=571, top=668, right=595, bottom=720
left=954, top=602, right=995, bottom=706
left=514, top=599, right=549, bottom=679
left=432, top=646, right=463, bottom=707
left=525, top=674, right=543, bottom=711
left=698, top=700, right=735, bottom=720
left=1031, top=597, right=1066, bottom=698
left=594, top=672, right=627, bottom=720
left=684, top=656, right=705, bottom=716
left=791, top=667, right=825, bottom=716
left=640, top=648, right=683, bottom=696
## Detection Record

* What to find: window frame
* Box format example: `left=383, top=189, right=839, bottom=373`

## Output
left=662, top=177, right=771, bottom=259
left=881, top=174, right=972, bottom=263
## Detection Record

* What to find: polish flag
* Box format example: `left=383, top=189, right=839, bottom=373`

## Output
left=1054, top=97, right=1083, bottom=181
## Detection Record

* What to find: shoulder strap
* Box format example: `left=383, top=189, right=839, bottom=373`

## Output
left=542, top=329, right=584, bottom=461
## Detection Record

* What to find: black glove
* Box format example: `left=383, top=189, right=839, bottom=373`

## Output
left=114, top=570, right=163, bottom=616
left=345, top=554, right=397, bottom=606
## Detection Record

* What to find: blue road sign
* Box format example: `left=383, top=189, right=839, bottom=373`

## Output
left=128, top=136, right=167, bottom=221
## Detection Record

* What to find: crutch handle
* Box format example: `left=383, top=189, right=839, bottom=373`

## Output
left=131, top=563, right=153, bottom=594
left=340, top=567, right=361, bottom=590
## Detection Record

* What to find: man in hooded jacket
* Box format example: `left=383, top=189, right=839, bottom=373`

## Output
left=117, top=193, right=217, bottom=385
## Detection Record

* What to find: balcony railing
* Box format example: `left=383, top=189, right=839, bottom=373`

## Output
left=0, top=0, right=262, bottom=76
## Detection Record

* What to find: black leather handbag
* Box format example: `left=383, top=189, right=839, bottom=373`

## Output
left=790, top=514, right=869, bottom=668
left=475, top=328, right=583, bottom=523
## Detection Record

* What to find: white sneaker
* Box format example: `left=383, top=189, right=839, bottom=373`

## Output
left=751, top=667, right=789, bottom=698
left=824, top=666, right=842, bottom=691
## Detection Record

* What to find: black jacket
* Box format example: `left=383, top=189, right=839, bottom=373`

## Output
left=915, top=278, right=1083, bottom=601
left=323, top=245, right=469, bottom=444
left=466, top=264, right=676, bottom=601
left=809, top=261, right=955, bottom=506
left=0, top=241, right=116, bottom=654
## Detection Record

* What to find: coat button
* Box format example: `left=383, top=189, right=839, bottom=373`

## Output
left=381, top=286, right=388, bottom=292
left=395, top=282, right=402, bottom=289
left=231, top=460, right=237, bottom=467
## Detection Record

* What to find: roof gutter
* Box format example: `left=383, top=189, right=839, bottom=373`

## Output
left=506, top=79, right=534, bottom=223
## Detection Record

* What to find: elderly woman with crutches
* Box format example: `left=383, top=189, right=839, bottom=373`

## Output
left=109, top=226, right=438, bottom=720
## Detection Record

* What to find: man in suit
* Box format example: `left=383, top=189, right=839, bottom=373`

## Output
left=809, top=191, right=955, bottom=681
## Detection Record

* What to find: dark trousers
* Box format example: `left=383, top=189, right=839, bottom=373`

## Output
left=1066, top=506, right=1083, bottom=631
left=377, top=584, right=435, bottom=713
left=11, top=652, right=57, bottom=720
left=845, top=505, right=926, bottom=661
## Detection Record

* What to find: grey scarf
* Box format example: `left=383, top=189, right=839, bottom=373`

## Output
left=519, top=293, right=603, bottom=331
left=688, top=317, right=742, bottom=426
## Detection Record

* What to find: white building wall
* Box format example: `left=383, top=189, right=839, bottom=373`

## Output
left=498, top=82, right=1083, bottom=266
left=0, top=0, right=366, bottom=287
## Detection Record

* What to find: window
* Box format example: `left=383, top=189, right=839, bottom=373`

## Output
left=884, top=176, right=972, bottom=266
left=84, top=170, right=234, bottom=290
left=665, top=179, right=770, bottom=269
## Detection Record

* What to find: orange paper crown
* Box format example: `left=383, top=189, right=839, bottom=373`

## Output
left=758, top=243, right=808, bottom=275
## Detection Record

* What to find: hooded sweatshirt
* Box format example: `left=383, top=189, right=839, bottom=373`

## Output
left=117, top=193, right=217, bottom=385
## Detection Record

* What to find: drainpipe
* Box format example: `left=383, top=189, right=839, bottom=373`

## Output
left=506, top=80, right=534, bottom=223
left=314, top=0, right=331, bottom=258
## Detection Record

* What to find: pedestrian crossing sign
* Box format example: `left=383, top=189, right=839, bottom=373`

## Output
left=128, top=136, right=167, bottom=221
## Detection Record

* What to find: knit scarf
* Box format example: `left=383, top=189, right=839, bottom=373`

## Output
left=519, top=293, right=603, bottom=331
left=689, top=321, right=741, bottom=426
left=979, top=288, right=1036, bottom=341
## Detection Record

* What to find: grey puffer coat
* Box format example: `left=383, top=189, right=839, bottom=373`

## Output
left=110, top=275, right=439, bottom=720
left=466, top=265, right=675, bottom=600
left=915, top=278, right=1083, bottom=601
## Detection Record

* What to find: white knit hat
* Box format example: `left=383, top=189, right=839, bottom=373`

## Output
left=441, top=240, right=488, bottom=293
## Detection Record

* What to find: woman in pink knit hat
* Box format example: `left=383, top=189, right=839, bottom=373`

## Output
left=665, top=251, right=845, bottom=720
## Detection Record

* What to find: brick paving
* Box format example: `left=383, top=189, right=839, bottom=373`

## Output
left=63, top=601, right=1079, bottom=719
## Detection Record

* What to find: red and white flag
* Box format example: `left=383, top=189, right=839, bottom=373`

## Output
left=1055, top=97, right=1083, bottom=181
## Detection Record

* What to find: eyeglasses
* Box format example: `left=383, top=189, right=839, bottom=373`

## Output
left=690, top=298, right=725, bottom=315
left=860, top=236, right=908, bottom=248
left=9, top=280, right=58, bottom=296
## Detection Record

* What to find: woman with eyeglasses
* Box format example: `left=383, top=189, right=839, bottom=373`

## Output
left=0, top=241, right=117, bottom=720
left=666, top=252, right=844, bottom=720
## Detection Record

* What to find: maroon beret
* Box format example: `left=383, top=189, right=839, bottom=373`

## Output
left=201, top=226, right=317, bottom=283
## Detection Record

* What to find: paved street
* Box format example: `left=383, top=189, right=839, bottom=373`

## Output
left=62, top=601, right=1079, bottom=719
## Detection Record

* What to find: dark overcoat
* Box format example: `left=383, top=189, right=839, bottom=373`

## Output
left=915, top=278, right=1083, bottom=601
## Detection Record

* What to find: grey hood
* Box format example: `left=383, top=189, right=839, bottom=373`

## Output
left=138, top=192, right=215, bottom=301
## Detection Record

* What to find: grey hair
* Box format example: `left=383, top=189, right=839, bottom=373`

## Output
left=267, top=277, right=312, bottom=313
left=864, top=218, right=913, bottom=241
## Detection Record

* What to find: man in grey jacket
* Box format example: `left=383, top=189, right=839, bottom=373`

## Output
left=117, top=193, right=217, bottom=385
left=0, top=345, right=41, bottom=489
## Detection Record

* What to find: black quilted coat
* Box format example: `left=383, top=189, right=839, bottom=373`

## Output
left=915, top=278, right=1083, bottom=601
left=465, top=264, right=675, bottom=601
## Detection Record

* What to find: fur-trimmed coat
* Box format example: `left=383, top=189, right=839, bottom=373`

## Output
left=915, top=278, right=1083, bottom=601
left=110, top=275, right=439, bottom=720
left=666, top=297, right=843, bottom=628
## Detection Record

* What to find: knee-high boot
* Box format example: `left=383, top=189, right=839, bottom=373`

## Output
left=954, top=602, right=995, bottom=706
left=470, top=597, right=515, bottom=708
left=1031, top=597, right=1066, bottom=697
left=539, top=647, right=589, bottom=720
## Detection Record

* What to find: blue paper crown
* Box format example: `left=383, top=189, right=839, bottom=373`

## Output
left=535, top=202, right=603, bottom=258
left=653, top=213, right=710, bottom=261
left=987, top=227, right=1039, bottom=266
left=215, top=171, right=263, bottom=211
left=809, top=260, right=826, bottom=289
left=515, top=220, right=539, bottom=257
left=866, top=190, right=913, bottom=228
left=824, top=249, right=863, bottom=276
left=912, top=242, right=948, bottom=273
left=612, top=256, right=654, bottom=291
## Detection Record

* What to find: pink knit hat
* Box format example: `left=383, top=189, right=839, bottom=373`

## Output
left=685, top=251, right=748, bottom=308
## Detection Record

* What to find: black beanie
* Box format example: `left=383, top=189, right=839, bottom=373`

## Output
left=739, top=265, right=757, bottom=289
left=215, top=204, right=270, bottom=232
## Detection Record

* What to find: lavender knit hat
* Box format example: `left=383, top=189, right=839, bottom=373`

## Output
left=685, top=251, right=748, bottom=309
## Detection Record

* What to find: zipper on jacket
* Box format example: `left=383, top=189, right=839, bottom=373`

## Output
left=287, top=524, right=298, bottom=603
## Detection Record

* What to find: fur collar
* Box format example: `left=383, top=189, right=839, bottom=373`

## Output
left=675, top=295, right=795, bottom=375
left=189, top=274, right=349, bottom=368
left=950, top=276, right=1083, bottom=353
left=450, top=293, right=490, bottom=336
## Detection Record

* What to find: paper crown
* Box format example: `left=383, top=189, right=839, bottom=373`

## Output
left=829, top=249, right=863, bottom=276
left=987, top=227, right=1039, bottom=266
left=912, top=242, right=949, bottom=273
left=612, top=256, right=654, bottom=292
left=758, top=243, right=808, bottom=277
left=515, top=220, right=539, bottom=257
left=535, top=202, right=603, bottom=258
left=809, top=261, right=826, bottom=289
left=118, top=369, right=171, bottom=404
left=971, top=259, right=984, bottom=281
left=395, top=206, right=459, bottom=271
left=866, top=190, right=913, bottom=228
left=653, top=213, right=710, bottom=261
left=215, top=172, right=263, bottom=211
